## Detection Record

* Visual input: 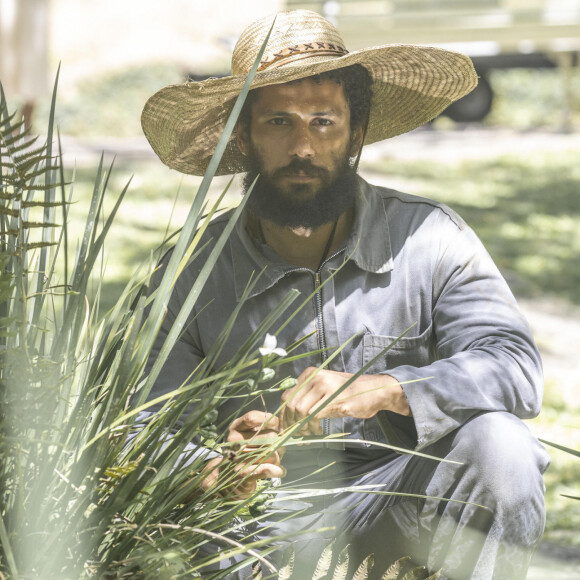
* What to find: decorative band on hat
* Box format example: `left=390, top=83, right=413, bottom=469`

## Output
left=254, top=42, right=349, bottom=72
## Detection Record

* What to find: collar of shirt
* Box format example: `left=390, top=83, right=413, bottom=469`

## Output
left=231, top=176, right=394, bottom=301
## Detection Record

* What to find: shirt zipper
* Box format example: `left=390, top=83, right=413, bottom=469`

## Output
left=314, top=248, right=344, bottom=436
left=282, top=248, right=344, bottom=437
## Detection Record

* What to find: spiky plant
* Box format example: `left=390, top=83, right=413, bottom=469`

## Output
left=1, top=29, right=456, bottom=580
left=0, top=35, right=301, bottom=577
left=540, top=438, right=580, bottom=502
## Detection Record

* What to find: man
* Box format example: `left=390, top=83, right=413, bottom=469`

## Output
left=141, top=10, right=550, bottom=579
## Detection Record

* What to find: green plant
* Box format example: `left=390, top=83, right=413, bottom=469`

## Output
left=0, top=36, right=302, bottom=576
left=540, top=438, right=580, bottom=502
left=0, top=80, right=445, bottom=580
left=2, top=27, right=470, bottom=578
left=249, top=547, right=440, bottom=579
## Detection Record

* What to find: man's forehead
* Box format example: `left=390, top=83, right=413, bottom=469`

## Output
left=252, top=77, right=347, bottom=107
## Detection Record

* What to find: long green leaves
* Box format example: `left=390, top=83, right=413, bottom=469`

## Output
left=0, top=19, right=304, bottom=580
left=0, top=15, right=459, bottom=579
left=540, top=438, right=580, bottom=502
left=540, top=438, right=580, bottom=459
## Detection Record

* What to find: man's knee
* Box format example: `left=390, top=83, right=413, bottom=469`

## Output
left=443, top=412, right=550, bottom=510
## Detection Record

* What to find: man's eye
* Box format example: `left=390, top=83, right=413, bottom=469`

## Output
left=315, top=118, right=333, bottom=126
left=269, top=118, right=287, bottom=126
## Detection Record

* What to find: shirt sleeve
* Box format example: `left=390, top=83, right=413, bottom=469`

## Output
left=382, top=223, right=543, bottom=450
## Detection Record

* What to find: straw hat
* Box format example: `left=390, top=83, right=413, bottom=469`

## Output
left=141, top=10, right=478, bottom=176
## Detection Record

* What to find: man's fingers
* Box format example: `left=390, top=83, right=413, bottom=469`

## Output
left=236, top=446, right=284, bottom=467
left=199, top=457, right=223, bottom=492
left=208, top=461, right=285, bottom=500
left=228, top=411, right=281, bottom=443
left=281, top=414, right=322, bottom=439
left=231, top=463, right=286, bottom=498
left=236, top=462, right=286, bottom=481
left=281, top=369, right=326, bottom=430
left=230, top=411, right=280, bottom=433
left=229, top=411, right=277, bottom=431
left=205, top=458, right=286, bottom=500
left=308, top=416, right=323, bottom=436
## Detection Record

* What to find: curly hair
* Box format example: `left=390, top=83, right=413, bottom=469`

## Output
left=237, top=64, right=373, bottom=134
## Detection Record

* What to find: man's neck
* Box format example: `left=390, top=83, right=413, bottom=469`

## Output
left=257, top=208, right=354, bottom=270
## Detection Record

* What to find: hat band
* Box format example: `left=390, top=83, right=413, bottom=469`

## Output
left=254, top=42, right=349, bottom=72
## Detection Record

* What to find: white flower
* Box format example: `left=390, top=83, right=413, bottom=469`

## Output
left=259, top=333, right=287, bottom=358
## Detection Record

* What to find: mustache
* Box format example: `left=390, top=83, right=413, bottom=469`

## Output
left=272, top=159, right=329, bottom=179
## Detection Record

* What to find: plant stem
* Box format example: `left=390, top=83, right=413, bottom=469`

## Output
left=0, top=512, right=20, bottom=579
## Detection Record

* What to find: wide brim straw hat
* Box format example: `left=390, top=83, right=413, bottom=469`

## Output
left=141, top=10, right=478, bottom=176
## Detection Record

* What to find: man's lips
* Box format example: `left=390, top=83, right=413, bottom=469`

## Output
left=283, top=172, right=317, bottom=181
left=273, top=161, right=327, bottom=180
left=278, top=167, right=326, bottom=180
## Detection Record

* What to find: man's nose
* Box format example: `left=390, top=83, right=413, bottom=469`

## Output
left=287, top=124, right=314, bottom=158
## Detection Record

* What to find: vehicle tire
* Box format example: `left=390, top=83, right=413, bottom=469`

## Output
left=443, top=73, right=494, bottom=122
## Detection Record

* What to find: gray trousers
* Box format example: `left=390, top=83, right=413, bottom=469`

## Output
left=200, top=412, right=550, bottom=580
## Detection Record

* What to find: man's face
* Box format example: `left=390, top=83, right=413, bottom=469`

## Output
left=238, top=78, right=362, bottom=229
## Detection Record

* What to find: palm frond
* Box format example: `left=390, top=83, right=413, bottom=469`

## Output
left=380, top=556, right=440, bottom=580
left=351, top=554, right=374, bottom=580
left=312, top=540, right=335, bottom=580
left=276, top=547, right=295, bottom=580
left=331, top=544, right=351, bottom=580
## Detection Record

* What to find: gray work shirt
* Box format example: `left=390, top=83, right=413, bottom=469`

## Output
left=145, top=176, right=542, bottom=454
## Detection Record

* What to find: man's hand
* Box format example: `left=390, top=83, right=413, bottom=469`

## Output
left=201, top=411, right=286, bottom=499
left=280, top=368, right=411, bottom=436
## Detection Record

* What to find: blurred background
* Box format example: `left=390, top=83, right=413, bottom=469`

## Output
left=1, top=0, right=579, bottom=576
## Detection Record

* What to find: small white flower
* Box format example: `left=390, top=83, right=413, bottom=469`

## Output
left=259, top=333, right=287, bottom=358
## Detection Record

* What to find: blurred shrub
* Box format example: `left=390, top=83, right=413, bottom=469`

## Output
left=38, top=63, right=185, bottom=137
left=485, top=68, right=580, bottom=129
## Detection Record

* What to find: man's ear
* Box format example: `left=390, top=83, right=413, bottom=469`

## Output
left=236, top=122, right=249, bottom=156
left=349, top=125, right=364, bottom=158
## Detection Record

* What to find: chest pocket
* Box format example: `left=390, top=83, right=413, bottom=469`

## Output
left=360, top=325, right=433, bottom=447
left=362, top=323, right=434, bottom=375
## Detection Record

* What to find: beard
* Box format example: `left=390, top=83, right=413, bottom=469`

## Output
left=242, top=146, right=359, bottom=230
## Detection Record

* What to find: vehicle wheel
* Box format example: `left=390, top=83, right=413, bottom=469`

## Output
left=443, top=73, right=494, bottom=122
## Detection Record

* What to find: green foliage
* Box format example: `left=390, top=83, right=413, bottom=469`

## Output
left=39, top=63, right=186, bottom=138
left=248, top=548, right=440, bottom=580
left=365, top=150, right=580, bottom=304
left=484, top=68, right=580, bottom=130
left=1, top=38, right=300, bottom=578
left=307, top=543, right=375, bottom=580
left=381, top=556, right=440, bottom=580
left=540, top=439, right=580, bottom=502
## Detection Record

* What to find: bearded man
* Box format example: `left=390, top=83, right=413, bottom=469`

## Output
left=141, top=10, right=550, bottom=580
